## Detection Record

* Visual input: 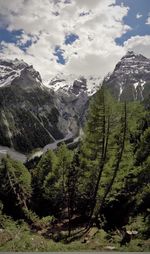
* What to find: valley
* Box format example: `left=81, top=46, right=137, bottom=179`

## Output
left=0, top=51, right=150, bottom=252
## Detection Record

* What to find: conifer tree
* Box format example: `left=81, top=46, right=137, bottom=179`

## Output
left=43, top=144, right=73, bottom=213
left=0, top=156, right=32, bottom=211
left=96, top=102, right=127, bottom=218
left=80, top=87, right=118, bottom=225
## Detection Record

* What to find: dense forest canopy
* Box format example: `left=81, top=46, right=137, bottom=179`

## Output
left=0, top=87, right=150, bottom=251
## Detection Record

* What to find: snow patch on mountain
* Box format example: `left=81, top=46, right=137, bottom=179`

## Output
left=0, top=59, right=27, bottom=87
left=0, top=57, right=102, bottom=96
left=104, top=51, right=150, bottom=101
left=47, top=73, right=101, bottom=96
left=0, top=58, right=43, bottom=88
left=133, top=82, right=139, bottom=90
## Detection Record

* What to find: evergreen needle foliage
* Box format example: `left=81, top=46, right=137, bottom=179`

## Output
left=0, top=87, right=150, bottom=251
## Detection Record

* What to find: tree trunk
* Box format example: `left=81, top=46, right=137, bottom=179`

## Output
left=97, top=102, right=127, bottom=217
left=88, top=91, right=111, bottom=227
left=7, top=170, right=28, bottom=211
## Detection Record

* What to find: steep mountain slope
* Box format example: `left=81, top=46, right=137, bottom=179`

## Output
left=0, top=59, right=30, bottom=87
left=1, top=51, right=150, bottom=154
left=47, top=75, right=101, bottom=132
left=104, top=51, right=150, bottom=101
left=0, top=59, right=80, bottom=153
left=54, top=77, right=89, bottom=131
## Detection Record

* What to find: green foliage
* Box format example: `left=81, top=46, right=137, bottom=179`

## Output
left=0, top=156, right=32, bottom=206
left=43, top=144, right=73, bottom=211
left=38, top=215, right=55, bottom=228
left=0, top=87, right=150, bottom=251
left=33, top=149, right=57, bottom=187
left=135, top=127, right=150, bottom=165
left=0, top=216, right=49, bottom=252
left=79, top=88, right=130, bottom=218
left=79, top=89, right=115, bottom=207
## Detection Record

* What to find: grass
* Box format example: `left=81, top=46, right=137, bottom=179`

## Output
left=0, top=216, right=150, bottom=252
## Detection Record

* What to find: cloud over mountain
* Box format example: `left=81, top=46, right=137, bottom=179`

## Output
left=0, top=0, right=149, bottom=82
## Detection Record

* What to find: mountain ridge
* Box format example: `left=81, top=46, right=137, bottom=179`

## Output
left=0, top=51, right=150, bottom=154
left=0, top=58, right=90, bottom=153
left=104, top=50, right=150, bottom=101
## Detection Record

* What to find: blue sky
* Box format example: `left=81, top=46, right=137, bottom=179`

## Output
left=0, top=28, right=32, bottom=52
left=0, top=0, right=149, bottom=49
left=116, top=0, right=150, bottom=45
left=0, top=29, right=21, bottom=44
left=0, top=0, right=150, bottom=81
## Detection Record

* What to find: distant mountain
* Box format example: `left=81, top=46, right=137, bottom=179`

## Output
left=103, top=51, right=150, bottom=101
left=48, top=73, right=101, bottom=96
left=0, top=59, right=82, bottom=153
left=0, top=51, right=150, bottom=153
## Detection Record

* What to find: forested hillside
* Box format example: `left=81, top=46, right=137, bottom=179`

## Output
left=0, top=87, right=150, bottom=251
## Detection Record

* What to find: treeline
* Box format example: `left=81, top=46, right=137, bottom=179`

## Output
left=0, top=87, right=150, bottom=244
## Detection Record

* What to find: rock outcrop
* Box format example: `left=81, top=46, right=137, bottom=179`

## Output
left=104, top=51, right=150, bottom=101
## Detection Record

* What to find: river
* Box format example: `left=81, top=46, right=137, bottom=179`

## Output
left=0, top=132, right=79, bottom=163
left=0, top=145, right=27, bottom=162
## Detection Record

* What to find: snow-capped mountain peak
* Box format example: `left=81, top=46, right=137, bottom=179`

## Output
left=0, top=58, right=42, bottom=88
left=48, top=73, right=101, bottom=96
left=0, top=58, right=28, bottom=87
left=104, top=51, right=150, bottom=101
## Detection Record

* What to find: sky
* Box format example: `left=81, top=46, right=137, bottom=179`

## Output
left=0, top=0, right=150, bottom=83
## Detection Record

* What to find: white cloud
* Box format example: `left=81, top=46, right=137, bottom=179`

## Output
left=64, top=46, right=126, bottom=77
left=73, top=0, right=116, bottom=10
left=146, top=13, right=150, bottom=25
left=146, top=18, right=150, bottom=25
left=0, top=0, right=130, bottom=82
left=136, top=13, right=142, bottom=19
left=124, top=35, right=150, bottom=59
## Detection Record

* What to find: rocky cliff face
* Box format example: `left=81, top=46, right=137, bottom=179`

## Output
left=104, top=51, right=150, bottom=101
left=1, top=51, right=150, bottom=153
left=48, top=75, right=101, bottom=131
left=0, top=59, right=82, bottom=153
left=54, top=77, right=90, bottom=131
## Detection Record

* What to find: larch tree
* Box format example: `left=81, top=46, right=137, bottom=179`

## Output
left=0, top=156, right=32, bottom=212
left=80, top=87, right=119, bottom=226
